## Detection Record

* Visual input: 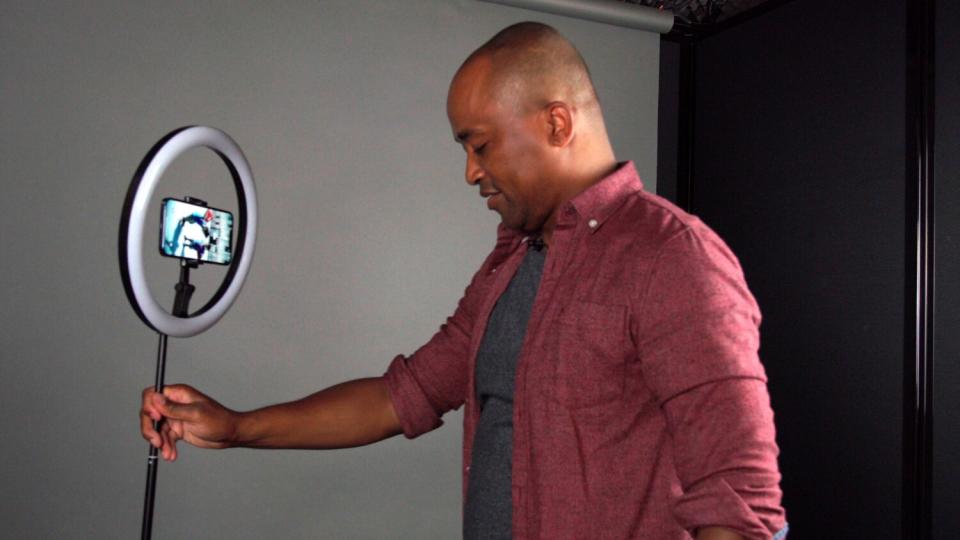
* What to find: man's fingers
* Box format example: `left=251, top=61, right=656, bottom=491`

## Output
left=151, top=392, right=199, bottom=422
left=141, top=421, right=161, bottom=448
left=142, top=401, right=162, bottom=422
left=161, top=423, right=179, bottom=461
left=162, top=384, right=199, bottom=403
left=161, top=428, right=173, bottom=461
left=141, top=387, right=164, bottom=429
left=167, top=418, right=185, bottom=441
left=162, top=421, right=183, bottom=445
left=140, top=403, right=162, bottom=448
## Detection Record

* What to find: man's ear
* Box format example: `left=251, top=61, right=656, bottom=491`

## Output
left=545, top=101, right=574, bottom=147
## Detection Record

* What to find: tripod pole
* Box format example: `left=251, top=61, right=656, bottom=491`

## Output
left=141, top=260, right=196, bottom=540
left=141, top=333, right=168, bottom=540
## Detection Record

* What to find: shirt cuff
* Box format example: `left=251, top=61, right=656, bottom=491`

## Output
left=672, top=475, right=785, bottom=540
left=383, top=354, right=444, bottom=439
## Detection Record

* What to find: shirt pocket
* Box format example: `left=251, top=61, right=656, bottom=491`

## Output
left=552, top=300, right=628, bottom=410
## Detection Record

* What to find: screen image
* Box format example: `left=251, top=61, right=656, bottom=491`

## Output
left=160, top=198, right=233, bottom=265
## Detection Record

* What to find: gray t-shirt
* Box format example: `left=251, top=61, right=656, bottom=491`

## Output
left=463, top=246, right=546, bottom=540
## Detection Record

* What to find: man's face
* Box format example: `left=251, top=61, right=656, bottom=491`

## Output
left=446, top=59, right=557, bottom=234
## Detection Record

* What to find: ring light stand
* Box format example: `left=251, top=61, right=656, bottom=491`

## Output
left=119, top=126, right=257, bottom=540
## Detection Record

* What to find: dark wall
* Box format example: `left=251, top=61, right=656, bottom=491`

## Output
left=679, top=0, right=907, bottom=536
left=933, top=1, right=960, bottom=538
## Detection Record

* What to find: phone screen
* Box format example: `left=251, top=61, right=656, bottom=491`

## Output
left=159, top=198, right=234, bottom=265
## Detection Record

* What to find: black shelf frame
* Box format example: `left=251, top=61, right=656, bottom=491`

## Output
left=660, top=1, right=937, bottom=537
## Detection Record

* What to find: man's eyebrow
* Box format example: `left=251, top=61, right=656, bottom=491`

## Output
left=454, top=129, right=478, bottom=144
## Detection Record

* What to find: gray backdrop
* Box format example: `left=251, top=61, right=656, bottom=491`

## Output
left=0, top=1, right=658, bottom=537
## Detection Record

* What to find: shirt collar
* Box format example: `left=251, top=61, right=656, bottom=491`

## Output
left=565, top=161, right=644, bottom=232
left=494, top=161, right=644, bottom=246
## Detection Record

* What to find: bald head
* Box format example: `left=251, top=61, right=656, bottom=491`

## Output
left=446, top=22, right=617, bottom=243
left=456, top=22, right=600, bottom=114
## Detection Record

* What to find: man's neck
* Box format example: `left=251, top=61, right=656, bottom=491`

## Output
left=540, top=157, right=619, bottom=246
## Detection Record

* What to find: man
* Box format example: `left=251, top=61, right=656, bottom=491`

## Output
left=141, top=22, right=787, bottom=539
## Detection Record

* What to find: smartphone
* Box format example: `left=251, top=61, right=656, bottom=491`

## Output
left=159, top=198, right=234, bottom=265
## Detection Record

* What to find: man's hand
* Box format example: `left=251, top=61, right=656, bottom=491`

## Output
left=140, top=384, right=239, bottom=462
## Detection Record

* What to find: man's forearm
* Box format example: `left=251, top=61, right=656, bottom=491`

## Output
left=232, top=377, right=403, bottom=449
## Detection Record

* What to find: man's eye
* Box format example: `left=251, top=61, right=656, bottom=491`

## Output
left=474, top=143, right=487, bottom=155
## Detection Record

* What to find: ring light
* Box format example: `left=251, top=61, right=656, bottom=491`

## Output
left=119, top=126, right=257, bottom=337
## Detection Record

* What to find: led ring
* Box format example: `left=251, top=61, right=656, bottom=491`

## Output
left=119, top=126, right=257, bottom=337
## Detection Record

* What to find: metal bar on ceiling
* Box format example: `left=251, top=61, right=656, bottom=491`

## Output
left=478, top=0, right=675, bottom=34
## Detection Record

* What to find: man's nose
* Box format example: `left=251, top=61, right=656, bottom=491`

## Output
left=465, top=150, right=484, bottom=186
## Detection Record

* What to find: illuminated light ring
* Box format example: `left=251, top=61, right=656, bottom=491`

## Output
left=119, top=126, right=257, bottom=337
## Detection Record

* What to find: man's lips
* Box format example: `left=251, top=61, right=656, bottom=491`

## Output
left=481, top=190, right=502, bottom=209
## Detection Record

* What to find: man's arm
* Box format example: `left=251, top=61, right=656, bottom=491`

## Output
left=633, top=229, right=786, bottom=538
left=139, top=238, right=503, bottom=460
left=140, top=377, right=402, bottom=461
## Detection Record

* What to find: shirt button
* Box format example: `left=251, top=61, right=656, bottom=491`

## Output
left=588, top=219, right=598, bottom=228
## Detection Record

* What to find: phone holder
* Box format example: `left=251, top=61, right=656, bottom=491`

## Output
left=119, top=126, right=258, bottom=337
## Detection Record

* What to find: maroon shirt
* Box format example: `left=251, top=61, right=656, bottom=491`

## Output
left=385, top=162, right=786, bottom=539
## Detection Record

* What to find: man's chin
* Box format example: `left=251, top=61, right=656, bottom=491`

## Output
left=496, top=212, right=521, bottom=231
left=498, top=217, right=541, bottom=237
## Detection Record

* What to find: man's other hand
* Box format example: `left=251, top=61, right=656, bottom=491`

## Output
left=140, top=384, right=239, bottom=461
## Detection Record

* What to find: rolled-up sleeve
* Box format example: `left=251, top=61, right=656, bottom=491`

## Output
left=383, top=265, right=488, bottom=439
left=634, top=226, right=787, bottom=539
left=665, top=379, right=786, bottom=538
